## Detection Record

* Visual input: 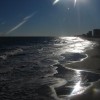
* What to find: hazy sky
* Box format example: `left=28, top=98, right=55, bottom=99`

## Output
left=0, top=0, right=100, bottom=36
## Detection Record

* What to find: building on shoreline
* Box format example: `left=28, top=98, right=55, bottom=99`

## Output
left=87, top=31, right=92, bottom=37
left=82, top=29, right=100, bottom=38
left=93, top=29, right=100, bottom=38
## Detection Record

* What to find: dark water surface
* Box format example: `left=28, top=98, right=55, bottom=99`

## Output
left=0, top=37, right=99, bottom=100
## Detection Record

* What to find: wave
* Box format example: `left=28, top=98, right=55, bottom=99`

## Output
left=0, top=48, right=23, bottom=60
left=0, top=55, right=7, bottom=60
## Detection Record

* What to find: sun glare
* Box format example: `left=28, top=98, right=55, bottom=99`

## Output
left=53, top=0, right=60, bottom=5
left=74, top=0, right=77, bottom=7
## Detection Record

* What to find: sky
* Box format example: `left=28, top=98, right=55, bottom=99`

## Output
left=0, top=0, right=100, bottom=36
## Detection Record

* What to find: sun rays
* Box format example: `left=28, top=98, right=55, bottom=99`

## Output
left=74, top=0, right=77, bottom=7
left=53, top=0, right=60, bottom=5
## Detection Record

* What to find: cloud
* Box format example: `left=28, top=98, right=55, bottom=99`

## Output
left=53, top=0, right=60, bottom=5
left=6, top=12, right=36, bottom=35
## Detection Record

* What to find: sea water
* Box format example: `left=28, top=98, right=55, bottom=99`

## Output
left=0, top=37, right=100, bottom=100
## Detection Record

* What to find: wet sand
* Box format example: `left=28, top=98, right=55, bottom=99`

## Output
left=53, top=64, right=100, bottom=100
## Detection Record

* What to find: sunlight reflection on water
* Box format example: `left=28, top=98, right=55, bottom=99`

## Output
left=71, top=81, right=83, bottom=95
left=70, top=70, right=87, bottom=96
left=59, top=37, right=94, bottom=53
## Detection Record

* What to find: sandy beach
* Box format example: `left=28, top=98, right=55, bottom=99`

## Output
left=67, top=38, right=100, bottom=100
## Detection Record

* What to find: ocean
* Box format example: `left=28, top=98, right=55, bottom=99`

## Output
left=0, top=37, right=100, bottom=100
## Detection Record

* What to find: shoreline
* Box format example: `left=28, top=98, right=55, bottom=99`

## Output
left=67, top=38, right=100, bottom=73
left=53, top=38, right=100, bottom=100
left=66, top=38, right=100, bottom=100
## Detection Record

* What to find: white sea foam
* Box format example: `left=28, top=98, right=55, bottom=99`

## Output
left=5, top=48, right=23, bottom=55
left=0, top=48, right=23, bottom=60
left=0, top=55, right=7, bottom=60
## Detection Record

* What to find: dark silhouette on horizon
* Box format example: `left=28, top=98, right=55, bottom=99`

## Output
left=82, top=29, right=100, bottom=38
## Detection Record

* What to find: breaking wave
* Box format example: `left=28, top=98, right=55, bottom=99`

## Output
left=0, top=48, right=23, bottom=60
